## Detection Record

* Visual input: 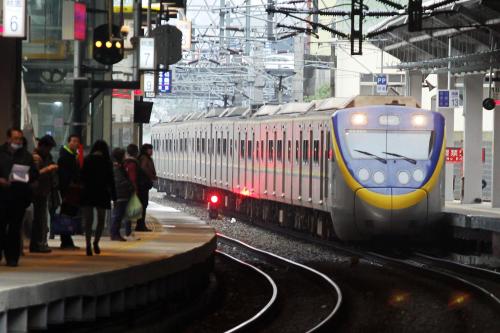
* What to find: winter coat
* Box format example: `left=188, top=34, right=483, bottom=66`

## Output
left=139, top=154, right=157, bottom=184
left=113, top=163, right=134, bottom=202
left=0, top=143, right=38, bottom=207
left=57, top=145, right=80, bottom=197
left=80, top=152, right=116, bottom=209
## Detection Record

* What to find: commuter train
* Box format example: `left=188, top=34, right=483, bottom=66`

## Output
left=151, top=96, right=445, bottom=240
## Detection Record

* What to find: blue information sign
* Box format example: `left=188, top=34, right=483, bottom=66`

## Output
left=438, top=90, right=450, bottom=108
left=376, top=74, right=387, bottom=94
left=158, top=70, right=172, bottom=93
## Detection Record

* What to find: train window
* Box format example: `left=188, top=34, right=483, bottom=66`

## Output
left=288, top=141, right=292, bottom=162
left=196, top=138, right=200, bottom=153
left=261, top=140, right=264, bottom=160
left=326, top=131, right=332, bottom=161
left=303, top=140, right=309, bottom=163
left=313, top=140, right=320, bottom=164
left=185, top=138, right=188, bottom=152
left=217, top=138, right=221, bottom=155
left=239, top=140, right=245, bottom=158
left=202, top=138, right=206, bottom=153
left=268, top=140, right=274, bottom=161
left=295, top=140, right=299, bottom=163
left=223, top=138, right=227, bottom=156
left=230, top=139, right=233, bottom=156
left=256, top=141, right=259, bottom=161
left=277, top=140, right=283, bottom=161
left=248, top=141, right=253, bottom=160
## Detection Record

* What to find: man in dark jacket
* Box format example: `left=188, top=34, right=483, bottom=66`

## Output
left=57, top=134, right=81, bottom=249
left=30, top=135, right=58, bottom=253
left=0, top=128, right=39, bottom=266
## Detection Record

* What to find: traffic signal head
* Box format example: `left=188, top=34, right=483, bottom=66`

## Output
left=93, top=24, right=124, bottom=65
left=483, top=98, right=496, bottom=111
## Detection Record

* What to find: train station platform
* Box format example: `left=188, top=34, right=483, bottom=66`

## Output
left=444, top=201, right=500, bottom=256
left=0, top=202, right=216, bottom=333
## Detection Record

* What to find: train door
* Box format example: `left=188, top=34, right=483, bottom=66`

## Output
left=245, top=123, right=255, bottom=196
left=261, top=123, right=269, bottom=198
left=302, top=123, right=312, bottom=206
left=213, top=125, right=218, bottom=188
left=275, top=123, right=284, bottom=201
left=284, top=120, right=294, bottom=204
left=311, top=120, right=322, bottom=210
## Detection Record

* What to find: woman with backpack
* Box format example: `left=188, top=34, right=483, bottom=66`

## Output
left=80, top=140, right=116, bottom=256
left=110, top=148, right=134, bottom=241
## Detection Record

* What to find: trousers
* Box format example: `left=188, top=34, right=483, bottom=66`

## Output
left=82, top=206, right=106, bottom=247
left=0, top=201, right=28, bottom=264
left=31, top=196, right=49, bottom=250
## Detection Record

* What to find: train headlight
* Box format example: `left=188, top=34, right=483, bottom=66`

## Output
left=413, top=169, right=425, bottom=182
left=398, top=171, right=410, bottom=185
left=412, top=114, right=427, bottom=127
left=373, top=171, right=385, bottom=184
left=351, top=113, right=368, bottom=126
left=358, top=168, right=370, bottom=182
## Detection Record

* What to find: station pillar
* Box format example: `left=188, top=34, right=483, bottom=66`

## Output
left=0, top=38, right=22, bottom=137
left=492, top=77, right=500, bottom=207
left=462, top=74, right=484, bottom=204
left=437, top=73, right=455, bottom=201
left=406, top=70, right=422, bottom=106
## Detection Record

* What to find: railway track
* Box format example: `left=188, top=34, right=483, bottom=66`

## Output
left=217, top=233, right=343, bottom=333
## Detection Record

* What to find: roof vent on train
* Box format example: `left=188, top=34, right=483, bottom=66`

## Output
left=314, top=97, right=352, bottom=112
left=222, top=107, right=251, bottom=118
left=253, top=105, right=281, bottom=117
left=205, top=107, right=226, bottom=118
left=276, top=102, right=315, bottom=115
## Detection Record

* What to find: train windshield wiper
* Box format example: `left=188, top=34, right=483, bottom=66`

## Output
left=382, top=151, right=417, bottom=165
left=353, top=149, right=387, bottom=164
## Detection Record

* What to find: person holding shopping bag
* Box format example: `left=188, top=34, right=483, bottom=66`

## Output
left=80, top=140, right=116, bottom=256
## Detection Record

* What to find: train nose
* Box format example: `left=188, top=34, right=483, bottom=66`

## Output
left=354, top=188, right=428, bottom=236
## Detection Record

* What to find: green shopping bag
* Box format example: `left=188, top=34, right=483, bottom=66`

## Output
left=126, top=194, right=143, bottom=221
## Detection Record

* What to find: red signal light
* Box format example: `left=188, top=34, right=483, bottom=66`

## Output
left=210, top=195, right=219, bottom=204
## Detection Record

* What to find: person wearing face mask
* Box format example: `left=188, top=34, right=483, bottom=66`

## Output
left=0, top=128, right=38, bottom=267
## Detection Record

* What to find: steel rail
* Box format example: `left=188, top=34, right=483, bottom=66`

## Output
left=217, top=233, right=343, bottom=333
left=216, top=249, right=278, bottom=333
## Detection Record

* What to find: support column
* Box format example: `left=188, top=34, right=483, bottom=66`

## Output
left=0, top=38, right=22, bottom=134
left=492, top=87, right=500, bottom=207
left=462, top=74, right=484, bottom=204
left=406, top=70, right=422, bottom=106
left=437, top=73, right=456, bottom=201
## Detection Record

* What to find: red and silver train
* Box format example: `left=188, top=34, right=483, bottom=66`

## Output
left=151, top=96, right=445, bottom=240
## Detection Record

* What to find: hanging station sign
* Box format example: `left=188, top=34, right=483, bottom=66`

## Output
left=139, top=37, right=155, bottom=70
left=3, top=0, right=27, bottom=38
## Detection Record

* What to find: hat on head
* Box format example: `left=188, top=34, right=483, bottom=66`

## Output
left=38, top=135, right=57, bottom=147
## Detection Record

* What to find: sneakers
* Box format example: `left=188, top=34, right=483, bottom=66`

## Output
left=110, top=236, right=127, bottom=242
left=125, top=233, right=141, bottom=241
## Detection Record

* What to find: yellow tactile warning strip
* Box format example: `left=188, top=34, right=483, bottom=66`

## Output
left=0, top=203, right=216, bottom=308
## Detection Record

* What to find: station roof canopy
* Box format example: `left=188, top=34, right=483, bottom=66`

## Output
left=368, top=0, right=500, bottom=75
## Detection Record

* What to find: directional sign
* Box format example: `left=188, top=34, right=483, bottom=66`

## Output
left=3, top=0, right=27, bottom=38
left=376, top=74, right=387, bottom=94
left=139, top=38, right=155, bottom=70
left=438, top=89, right=460, bottom=108
left=158, top=70, right=172, bottom=93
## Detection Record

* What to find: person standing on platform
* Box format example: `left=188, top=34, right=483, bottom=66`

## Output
left=80, top=140, right=116, bottom=256
left=57, top=134, right=81, bottom=249
left=123, top=144, right=151, bottom=232
left=138, top=144, right=156, bottom=231
left=110, top=148, right=134, bottom=241
left=30, top=135, right=58, bottom=253
left=0, top=128, right=38, bottom=266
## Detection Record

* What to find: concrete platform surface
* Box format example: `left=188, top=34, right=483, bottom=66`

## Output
left=445, top=201, right=500, bottom=233
left=0, top=201, right=216, bottom=332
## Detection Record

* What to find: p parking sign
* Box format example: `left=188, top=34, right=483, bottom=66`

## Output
left=376, top=74, right=387, bottom=94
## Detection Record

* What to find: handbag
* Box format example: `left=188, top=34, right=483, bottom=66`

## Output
left=126, top=194, right=143, bottom=222
left=52, top=214, right=83, bottom=235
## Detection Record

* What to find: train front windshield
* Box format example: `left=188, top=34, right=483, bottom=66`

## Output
left=345, top=130, right=434, bottom=160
